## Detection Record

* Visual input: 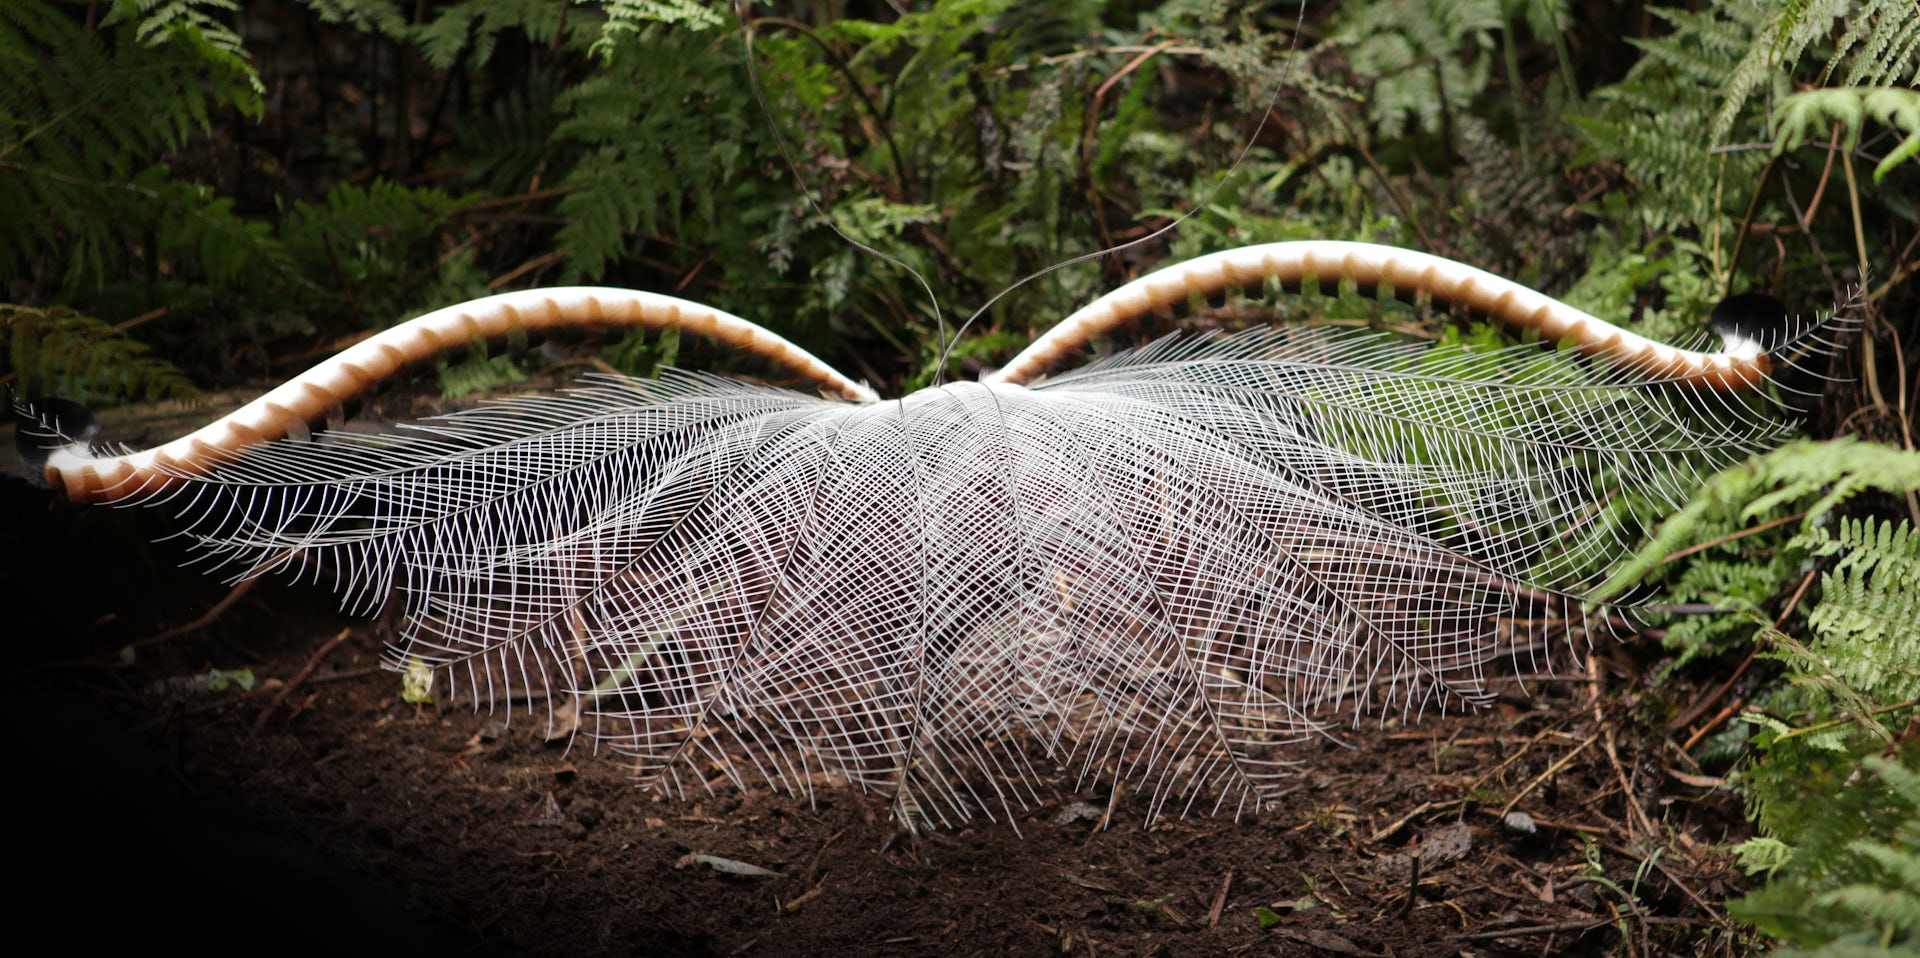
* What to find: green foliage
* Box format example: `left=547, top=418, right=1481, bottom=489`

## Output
left=1733, top=749, right=1920, bottom=956
left=596, top=0, right=724, bottom=48
left=414, top=0, right=579, bottom=70
left=1774, top=88, right=1920, bottom=184
left=105, top=0, right=261, bottom=90
left=435, top=345, right=525, bottom=398
left=1603, top=439, right=1920, bottom=609
left=1820, top=0, right=1920, bottom=88
left=0, top=0, right=266, bottom=291
left=1330, top=0, right=1500, bottom=137
left=1571, top=4, right=1769, bottom=238
left=552, top=17, right=767, bottom=283
left=2, top=304, right=198, bottom=403
left=281, top=180, right=471, bottom=327
left=1797, top=518, right=1920, bottom=704
left=299, top=0, right=409, bottom=38
left=1615, top=436, right=1920, bottom=954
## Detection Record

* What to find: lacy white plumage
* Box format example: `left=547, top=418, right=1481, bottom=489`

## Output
left=36, top=241, right=1844, bottom=826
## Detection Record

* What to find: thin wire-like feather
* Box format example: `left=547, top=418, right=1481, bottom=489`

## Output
left=106, top=303, right=1841, bottom=825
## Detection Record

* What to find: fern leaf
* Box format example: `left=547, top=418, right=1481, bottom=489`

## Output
left=1798, top=518, right=1920, bottom=702
left=1, top=304, right=198, bottom=404
left=1774, top=88, right=1920, bottom=183
left=1602, top=438, right=1919, bottom=600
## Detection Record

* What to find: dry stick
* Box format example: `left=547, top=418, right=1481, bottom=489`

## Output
left=1432, top=719, right=1579, bottom=828
left=1678, top=700, right=1746, bottom=753
left=128, top=576, right=260, bottom=650
left=1867, top=228, right=1920, bottom=302
left=253, top=627, right=353, bottom=736
left=1667, top=564, right=1819, bottom=736
left=1723, top=152, right=1781, bottom=298
left=1369, top=800, right=1437, bottom=844
left=1077, top=39, right=1180, bottom=254
left=1497, top=736, right=1598, bottom=818
left=488, top=247, right=571, bottom=290
left=1607, top=842, right=1727, bottom=929
left=1206, top=869, right=1233, bottom=929
left=1770, top=698, right=1920, bottom=744
left=1451, top=919, right=1611, bottom=942
left=1660, top=511, right=1808, bottom=564
left=1324, top=106, right=1437, bottom=253
left=993, top=44, right=1209, bottom=75
left=1399, top=852, right=1421, bottom=920
left=1594, top=686, right=1660, bottom=840
left=1801, top=126, right=1845, bottom=223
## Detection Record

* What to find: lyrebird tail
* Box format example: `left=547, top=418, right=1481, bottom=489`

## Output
left=38, top=242, right=1847, bottom=826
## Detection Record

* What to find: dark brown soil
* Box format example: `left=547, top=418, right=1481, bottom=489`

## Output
left=5, top=409, right=1757, bottom=958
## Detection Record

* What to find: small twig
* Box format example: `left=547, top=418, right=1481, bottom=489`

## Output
left=1499, top=736, right=1598, bottom=817
left=1460, top=719, right=1575, bottom=805
left=1679, top=699, right=1746, bottom=752
left=991, top=45, right=1210, bottom=75
left=1725, top=153, right=1780, bottom=295
left=1451, top=919, right=1609, bottom=942
left=488, top=247, right=571, bottom=290
left=1399, top=852, right=1421, bottom=920
left=1769, top=698, right=1920, bottom=743
left=1369, top=800, right=1434, bottom=844
left=1667, top=565, right=1818, bottom=734
left=129, top=577, right=260, bottom=650
left=1660, top=511, right=1807, bottom=564
left=1599, top=715, right=1659, bottom=840
left=1841, top=146, right=1872, bottom=286
left=1206, top=869, right=1233, bottom=929
left=780, top=873, right=829, bottom=914
left=1608, top=842, right=1726, bottom=927
left=253, top=628, right=354, bottom=735
left=449, top=183, right=568, bottom=214
left=111, top=304, right=172, bottom=334
left=1093, top=781, right=1123, bottom=835
left=1801, top=126, right=1845, bottom=224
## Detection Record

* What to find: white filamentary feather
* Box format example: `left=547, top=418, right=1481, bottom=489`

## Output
left=51, top=242, right=1848, bottom=826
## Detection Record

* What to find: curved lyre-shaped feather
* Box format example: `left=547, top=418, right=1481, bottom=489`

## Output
left=40, top=287, right=876, bottom=503
left=39, top=242, right=1845, bottom=826
left=990, top=241, right=1774, bottom=389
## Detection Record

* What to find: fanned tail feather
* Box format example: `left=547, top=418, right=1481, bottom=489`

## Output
left=94, top=310, right=1843, bottom=825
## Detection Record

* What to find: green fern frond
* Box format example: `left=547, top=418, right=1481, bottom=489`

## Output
left=593, top=0, right=724, bottom=54
left=1330, top=0, right=1500, bottom=137
left=280, top=179, right=471, bottom=328
left=1, top=304, right=198, bottom=404
left=1710, top=0, right=1920, bottom=148
left=1710, top=0, right=1843, bottom=143
left=452, top=71, right=562, bottom=195
left=296, top=0, right=409, bottom=38
left=436, top=345, right=525, bottom=398
left=1603, top=438, right=1920, bottom=600
left=553, top=20, right=767, bottom=282
left=1795, top=518, right=1920, bottom=703
left=0, top=0, right=265, bottom=287
left=1774, top=87, right=1920, bottom=183
left=1735, top=749, right=1920, bottom=954
left=414, top=0, right=582, bottom=71
left=103, top=0, right=262, bottom=97
left=1572, top=4, right=1768, bottom=234
left=1828, top=0, right=1920, bottom=88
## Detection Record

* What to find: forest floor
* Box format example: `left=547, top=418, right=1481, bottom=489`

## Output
left=6, top=399, right=1758, bottom=958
